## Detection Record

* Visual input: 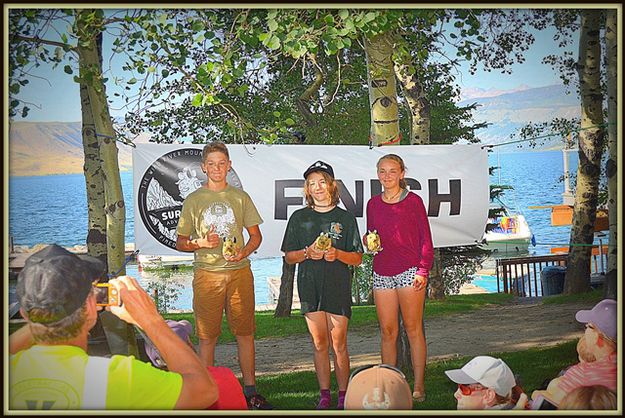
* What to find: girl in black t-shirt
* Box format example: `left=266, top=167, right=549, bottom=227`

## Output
left=281, top=161, right=363, bottom=410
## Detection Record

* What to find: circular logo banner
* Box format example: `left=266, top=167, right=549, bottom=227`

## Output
left=137, top=148, right=242, bottom=250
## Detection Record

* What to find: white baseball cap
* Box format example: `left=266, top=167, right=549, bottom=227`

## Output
left=445, top=356, right=516, bottom=397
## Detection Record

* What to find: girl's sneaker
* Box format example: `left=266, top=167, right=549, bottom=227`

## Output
left=316, top=396, right=331, bottom=410
left=337, top=392, right=346, bottom=410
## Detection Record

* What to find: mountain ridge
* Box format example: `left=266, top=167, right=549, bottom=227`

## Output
left=9, top=84, right=580, bottom=176
left=9, top=121, right=136, bottom=177
left=458, top=84, right=580, bottom=150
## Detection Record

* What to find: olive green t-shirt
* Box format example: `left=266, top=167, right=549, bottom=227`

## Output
left=177, top=185, right=263, bottom=271
left=281, top=206, right=363, bottom=318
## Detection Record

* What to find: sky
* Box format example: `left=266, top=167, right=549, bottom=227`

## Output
left=11, top=9, right=579, bottom=123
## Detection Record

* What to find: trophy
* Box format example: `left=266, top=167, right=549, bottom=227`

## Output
left=222, top=236, right=239, bottom=259
left=366, top=230, right=382, bottom=254
left=314, top=232, right=332, bottom=251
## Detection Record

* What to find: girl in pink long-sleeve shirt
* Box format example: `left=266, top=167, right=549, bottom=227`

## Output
left=365, top=154, right=434, bottom=402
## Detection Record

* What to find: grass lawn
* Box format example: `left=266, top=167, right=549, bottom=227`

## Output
left=254, top=340, right=579, bottom=410
left=164, top=292, right=514, bottom=344
left=8, top=291, right=596, bottom=410
left=8, top=292, right=511, bottom=339
left=542, top=288, right=604, bottom=305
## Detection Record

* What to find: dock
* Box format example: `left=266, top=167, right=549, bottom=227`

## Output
left=8, top=243, right=137, bottom=275
left=265, top=276, right=301, bottom=310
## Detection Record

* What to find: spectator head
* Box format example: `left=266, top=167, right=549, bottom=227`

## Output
left=559, top=385, right=616, bottom=410
left=445, top=356, right=517, bottom=409
left=576, top=299, right=617, bottom=357
left=16, top=244, right=106, bottom=343
left=344, top=364, right=413, bottom=410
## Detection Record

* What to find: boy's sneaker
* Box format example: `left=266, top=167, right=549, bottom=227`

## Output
left=246, top=393, right=274, bottom=410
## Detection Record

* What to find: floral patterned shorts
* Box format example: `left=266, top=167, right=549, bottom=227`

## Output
left=373, top=266, right=418, bottom=290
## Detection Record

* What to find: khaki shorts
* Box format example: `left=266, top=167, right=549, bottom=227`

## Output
left=193, top=266, right=256, bottom=339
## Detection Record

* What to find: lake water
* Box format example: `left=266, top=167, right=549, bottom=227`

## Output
left=9, top=150, right=594, bottom=309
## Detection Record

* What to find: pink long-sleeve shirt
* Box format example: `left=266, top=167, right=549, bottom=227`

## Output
left=366, top=192, right=434, bottom=278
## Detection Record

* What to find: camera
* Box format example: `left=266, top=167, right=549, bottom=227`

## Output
left=94, top=283, right=120, bottom=307
left=531, top=395, right=558, bottom=410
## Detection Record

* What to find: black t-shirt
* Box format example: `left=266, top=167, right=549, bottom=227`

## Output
left=281, top=206, right=363, bottom=318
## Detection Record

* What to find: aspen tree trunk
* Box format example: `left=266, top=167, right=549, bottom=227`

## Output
left=76, top=10, right=136, bottom=357
left=393, top=60, right=439, bottom=373
left=365, top=32, right=416, bottom=371
left=275, top=54, right=324, bottom=317
left=295, top=53, right=323, bottom=127
left=603, top=9, right=617, bottom=299
left=80, top=33, right=108, bottom=265
left=394, top=62, right=445, bottom=300
left=76, top=11, right=126, bottom=276
left=274, top=257, right=296, bottom=317
left=394, top=63, right=430, bottom=145
left=365, top=33, right=401, bottom=146
left=563, top=10, right=604, bottom=294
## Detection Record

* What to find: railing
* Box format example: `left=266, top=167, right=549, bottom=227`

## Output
left=550, top=245, right=610, bottom=276
left=496, top=254, right=567, bottom=297
left=496, top=248, right=608, bottom=297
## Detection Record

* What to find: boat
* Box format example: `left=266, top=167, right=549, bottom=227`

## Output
left=481, top=203, right=532, bottom=253
left=137, top=254, right=194, bottom=270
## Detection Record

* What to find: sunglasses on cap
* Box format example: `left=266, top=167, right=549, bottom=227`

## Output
left=457, top=383, right=487, bottom=396
left=348, top=363, right=407, bottom=383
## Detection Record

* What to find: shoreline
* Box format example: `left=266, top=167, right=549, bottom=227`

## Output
left=457, top=282, right=489, bottom=295
left=10, top=243, right=492, bottom=312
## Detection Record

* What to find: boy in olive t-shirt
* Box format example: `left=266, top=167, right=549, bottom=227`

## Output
left=175, top=142, right=272, bottom=410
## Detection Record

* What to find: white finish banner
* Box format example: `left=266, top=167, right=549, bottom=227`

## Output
left=133, top=144, right=489, bottom=258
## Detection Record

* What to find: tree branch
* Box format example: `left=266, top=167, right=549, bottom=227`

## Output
left=13, top=34, right=75, bottom=50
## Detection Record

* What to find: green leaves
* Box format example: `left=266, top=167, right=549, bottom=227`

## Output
left=197, top=63, right=211, bottom=86
left=191, top=93, right=203, bottom=106
left=263, top=34, right=281, bottom=50
left=239, top=31, right=259, bottom=47
left=63, top=65, right=73, bottom=74
left=236, top=84, right=249, bottom=96
left=364, top=11, right=377, bottom=23
left=191, top=20, right=205, bottom=32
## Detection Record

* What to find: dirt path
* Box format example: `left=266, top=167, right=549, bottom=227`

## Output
left=214, top=298, right=595, bottom=376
